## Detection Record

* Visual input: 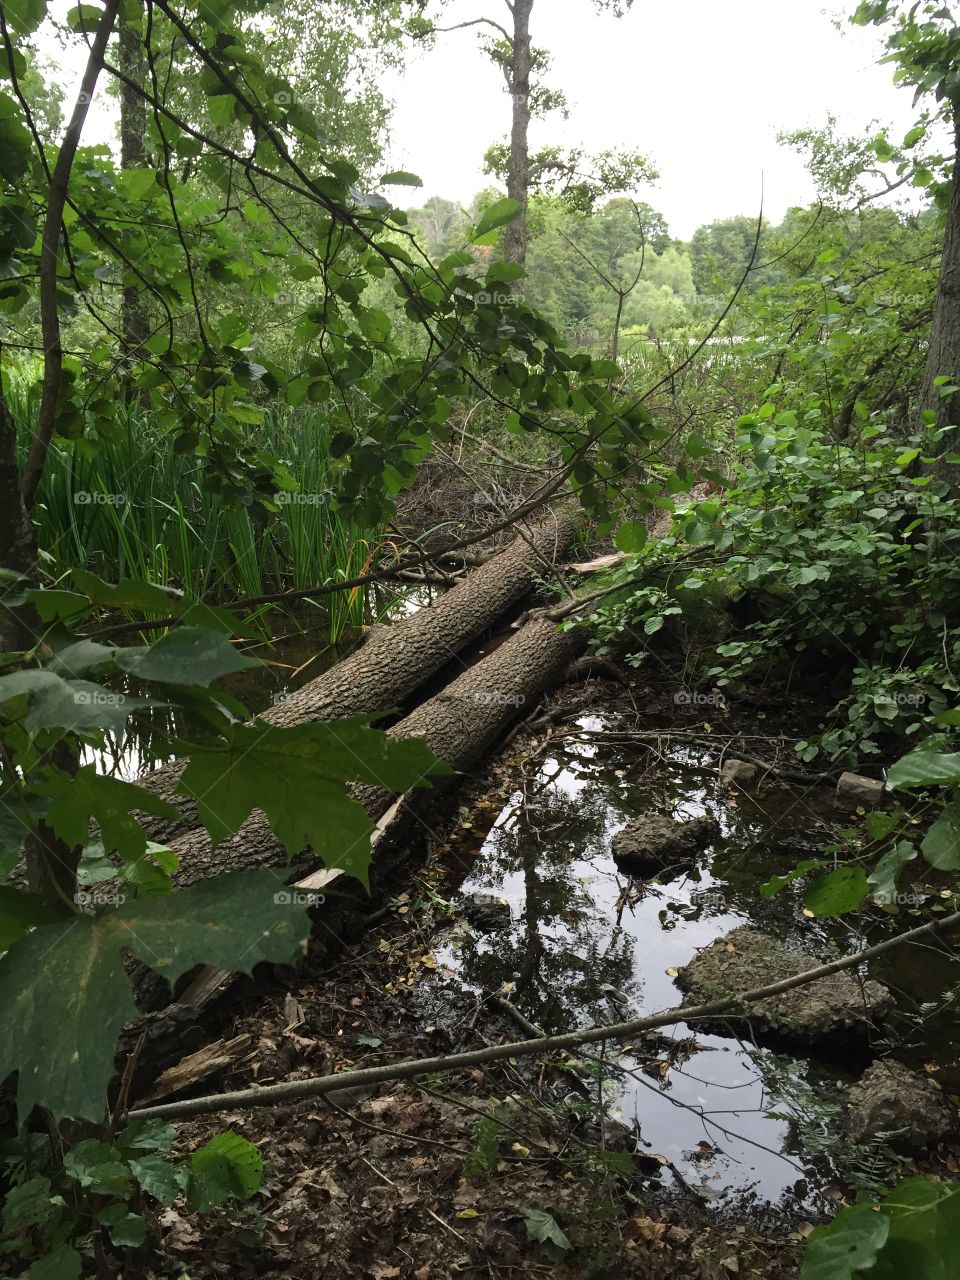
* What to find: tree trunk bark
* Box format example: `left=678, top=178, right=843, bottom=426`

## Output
left=503, top=0, right=533, bottom=268
left=0, top=389, right=36, bottom=652
left=352, top=614, right=585, bottom=821
left=921, top=107, right=960, bottom=494
left=137, top=509, right=581, bottom=841
left=118, top=19, right=150, bottom=386
left=162, top=613, right=585, bottom=890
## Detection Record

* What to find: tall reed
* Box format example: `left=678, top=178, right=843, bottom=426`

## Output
left=10, top=376, right=378, bottom=642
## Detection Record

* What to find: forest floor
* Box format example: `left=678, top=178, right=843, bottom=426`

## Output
left=144, top=674, right=865, bottom=1280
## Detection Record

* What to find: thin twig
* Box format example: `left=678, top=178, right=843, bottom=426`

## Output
left=129, top=909, right=960, bottom=1121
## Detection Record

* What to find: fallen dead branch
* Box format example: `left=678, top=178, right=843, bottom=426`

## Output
left=127, top=909, right=960, bottom=1122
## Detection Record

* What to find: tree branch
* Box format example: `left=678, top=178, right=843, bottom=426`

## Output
left=128, top=908, right=960, bottom=1121
left=425, top=16, right=512, bottom=43
left=21, top=0, right=122, bottom=512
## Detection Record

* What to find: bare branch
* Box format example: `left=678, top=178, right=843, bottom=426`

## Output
left=21, top=0, right=122, bottom=512
left=128, top=909, right=960, bottom=1122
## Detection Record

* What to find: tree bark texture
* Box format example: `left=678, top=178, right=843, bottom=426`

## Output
left=137, top=508, right=581, bottom=842
left=922, top=108, right=960, bottom=493
left=503, top=0, right=533, bottom=267
left=163, top=613, right=585, bottom=889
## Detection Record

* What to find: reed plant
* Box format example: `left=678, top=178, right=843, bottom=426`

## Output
left=10, top=373, right=380, bottom=643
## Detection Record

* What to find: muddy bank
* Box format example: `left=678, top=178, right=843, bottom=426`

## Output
left=95, top=657, right=960, bottom=1276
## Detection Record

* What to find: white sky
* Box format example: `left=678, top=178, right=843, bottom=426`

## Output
left=48, top=0, right=922, bottom=240
left=381, top=0, right=920, bottom=237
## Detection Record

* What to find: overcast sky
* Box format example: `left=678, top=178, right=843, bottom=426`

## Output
left=381, top=0, right=920, bottom=238
left=50, top=0, right=921, bottom=240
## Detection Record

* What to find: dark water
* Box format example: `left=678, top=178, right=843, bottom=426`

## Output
left=81, top=585, right=424, bottom=780
left=435, top=716, right=960, bottom=1212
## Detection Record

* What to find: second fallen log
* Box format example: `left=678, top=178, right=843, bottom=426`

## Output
left=138, top=508, right=580, bottom=843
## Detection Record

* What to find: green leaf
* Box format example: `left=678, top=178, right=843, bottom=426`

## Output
left=128, top=1154, right=183, bottom=1206
left=98, top=1203, right=147, bottom=1247
left=474, top=197, right=522, bottom=239
left=177, top=717, right=445, bottom=885
left=27, top=1245, right=83, bottom=1280
left=0, top=871, right=311, bottom=1121
left=760, top=859, right=822, bottom=899
left=117, top=1117, right=176, bottom=1154
left=0, top=886, right=61, bottom=949
left=865, top=810, right=901, bottom=841
left=868, top=841, right=916, bottom=903
left=486, top=261, right=526, bottom=284
left=66, top=4, right=105, bottom=33
left=380, top=170, right=422, bottom=186
left=208, top=93, right=237, bottom=127
left=874, top=1176, right=960, bottom=1278
left=46, top=639, right=115, bottom=678
left=63, top=1139, right=131, bottom=1194
left=2, top=1175, right=57, bottom=1236
left=70, top=570, right=182, bottom=613
left=0, top=669, right=61, bottom=704
left=803, top=866, right=869, bottom=917
left=613, top=520, right=647, bottom=553
left=187, top=1131, right=263, bottom=1211
left=523, top=1207, right=572, bottom=1252
left=800, top=1203, right=889, bottom=1279
left=921, top=802, right=960, bottom=871
left=3, top=0, right=47, bottom=34
left=887, top=751, right=960, bottom=790
left=120, top=167, right=158, bottom=200
left=0, top=95, right=32, bottom=181
left=357, top=307, right=391, bottom=343
left=45, top=766, right=181, bottom=862
left=26, top=588, right=89, bottom=622
left=24, top=677, right=149, bottom=734
left=115, top=627, right=259, bottom=686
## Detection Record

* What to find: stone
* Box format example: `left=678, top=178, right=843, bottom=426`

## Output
left=720, top=759, right=758, bottom=789
left=845, top=1060, right=956, bottom=1152
left=463, top=892, right=511, bottom=932
left=675, top=926, right=891, bottom=1043
left=610, top=811, right=721, bottom=877
left=835, top=771, right=885, bottom=812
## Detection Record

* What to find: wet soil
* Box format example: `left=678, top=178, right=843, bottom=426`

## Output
left=120, top=671, right=960, bottom=1278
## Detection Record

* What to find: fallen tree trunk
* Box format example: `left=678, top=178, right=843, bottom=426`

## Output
left=164, top=613, right=585, bottom=889
left=352, top=615, right=585, bottom=822
left=138, top=508, right=580, bottom=843
left=126, top=610, right=585, bottom=1024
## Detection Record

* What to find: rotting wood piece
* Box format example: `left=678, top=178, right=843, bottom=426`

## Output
left=141, top=1033, right=254, bottom=1102
left=135, top=508, right=581, bottom=844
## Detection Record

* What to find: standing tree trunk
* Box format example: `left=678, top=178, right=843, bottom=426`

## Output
left=0, top=387, right=36, bottom=651
left=118, top=18, right=150, bottom=383
left=503, top=0, right=533, bottom=267
left=922, top=107, right=960, bottom=494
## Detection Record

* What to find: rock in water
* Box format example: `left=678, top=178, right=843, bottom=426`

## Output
left=845, top=1060, right=956, bottom=1152
left=463, top=892, right=511, bottom=932
left=720, top=759, right=758, bottom=789
left=611, top=811, right=721, bottom=877
left=676, top=926, right=890, bottom=1043
left=835, top=771, right=885, bottom=811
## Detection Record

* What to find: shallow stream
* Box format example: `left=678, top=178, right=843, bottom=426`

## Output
left=434, top=715, right=960, bottom=1214
left=91, top=592, right=960, bottom=1215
